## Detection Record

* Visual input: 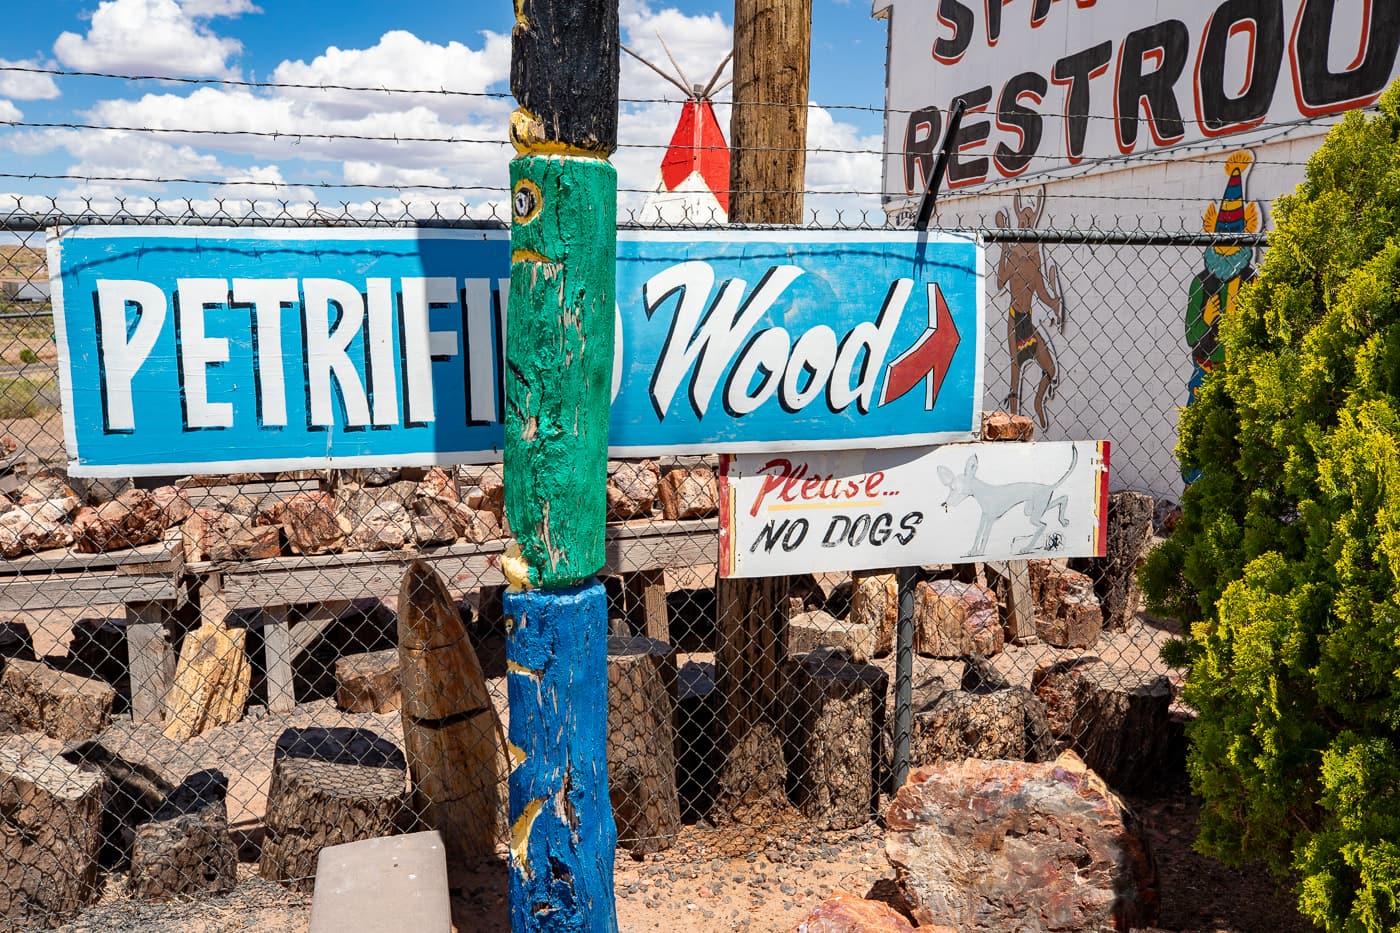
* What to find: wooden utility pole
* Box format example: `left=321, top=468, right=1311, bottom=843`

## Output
left=709, top=0, right=813, bottom=824
left=503, top=1, right=620, bottom=931
left=729, top=0, right=812, bottom=223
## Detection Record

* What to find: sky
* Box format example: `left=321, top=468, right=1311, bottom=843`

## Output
left=0, top=0, right=891, bottom=219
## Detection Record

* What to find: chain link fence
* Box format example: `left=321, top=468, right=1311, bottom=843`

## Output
left=0, top=204, right=1246, bottom=928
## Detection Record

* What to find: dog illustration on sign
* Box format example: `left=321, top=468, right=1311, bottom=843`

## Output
left=937, top=446, right=1077, bottom=557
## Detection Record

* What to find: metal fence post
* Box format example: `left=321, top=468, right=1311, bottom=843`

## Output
left=893, top=565, right=916, bottom=789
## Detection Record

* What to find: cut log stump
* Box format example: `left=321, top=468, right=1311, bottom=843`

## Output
left=1, top=745, right=106, bottom=929
left=0, top=658, right=115, bottom=741
left=129, top=769, right=238, bottom=900
left=259, top=727, right=412, bottom=892
left=607, top=635, right=680, bottom=857
left=398, top=562, right=503, bottom=867
left=782, top=647, right=889, bottom=830
left=335, top=649, right=401, bottom=714
left=1032, top=656, right=1174, bottom=793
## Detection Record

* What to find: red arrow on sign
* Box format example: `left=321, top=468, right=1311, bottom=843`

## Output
left=878, top=283, right=960, bottom=410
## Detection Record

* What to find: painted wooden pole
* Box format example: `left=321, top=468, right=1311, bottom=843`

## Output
left=503, top=1, right=620, bottom=931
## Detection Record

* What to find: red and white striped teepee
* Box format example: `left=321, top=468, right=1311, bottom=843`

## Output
left=631, top=44, right=732, bottom=225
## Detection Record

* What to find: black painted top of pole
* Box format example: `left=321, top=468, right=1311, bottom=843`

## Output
left=511, top=0, right=620, bottom=154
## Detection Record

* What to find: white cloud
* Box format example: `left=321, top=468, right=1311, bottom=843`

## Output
left=271, top=30, right=511, bottom=121
left=0, top=101, right=21, bottom=122
left=53, top=0, right=245, bottom=79
left=181, top=0, right=260, bottom=16
left=0, top=60, right=60, bottom=101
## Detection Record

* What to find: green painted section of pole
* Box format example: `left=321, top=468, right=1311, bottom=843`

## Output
left=505, top=1, right=620, bottom=930
left=505, top=155, right=616, bottom=589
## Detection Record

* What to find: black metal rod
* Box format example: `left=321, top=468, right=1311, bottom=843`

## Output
left=914, top=98, right=967, bottom=233
left=894, top=565, right=917, bottom=789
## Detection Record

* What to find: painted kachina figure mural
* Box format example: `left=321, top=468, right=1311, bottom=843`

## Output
left=994, top=186, right=1066, bottom=428
left=1186, top=150, right=1260, bottom=407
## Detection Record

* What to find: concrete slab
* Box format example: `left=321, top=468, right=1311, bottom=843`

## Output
left=307, top=830, right=451, bottom=933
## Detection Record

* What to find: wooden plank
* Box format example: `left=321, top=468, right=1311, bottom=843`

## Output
left=288, top=600, right=355, bottom=659
left=213, top=521, right=718, bottom=611
left=262, top=605, right=295, bottom=714
left=0, top=573, right=176, bottom=612
left=623, top=569, right=669, bottom=642
left=126, top=601, right=177, bottom=724
left=0, top=533, right=180, bottom=577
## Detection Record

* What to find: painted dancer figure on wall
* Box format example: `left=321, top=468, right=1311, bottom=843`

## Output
left=994, top=185, right=1064, bottom=428
left=1186, top=150, right=1259, bottom=408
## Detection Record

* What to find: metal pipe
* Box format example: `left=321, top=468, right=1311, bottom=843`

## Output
left=894, top=565, right=916, bottom=790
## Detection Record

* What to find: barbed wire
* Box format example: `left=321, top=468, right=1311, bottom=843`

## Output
left=0, top=118, right=1332, bottom=168
left=0, top=171, right=1303, bottom=203
left=0, top=64, right=1374, bottom=125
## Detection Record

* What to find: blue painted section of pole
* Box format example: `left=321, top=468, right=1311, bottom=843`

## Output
left=503, top=580, right=618, bottom=933
left=894, top=566, right=916, bottom=789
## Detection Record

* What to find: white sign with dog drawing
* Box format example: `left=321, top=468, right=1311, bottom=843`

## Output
left=717, top=441, right=1108, bottom=578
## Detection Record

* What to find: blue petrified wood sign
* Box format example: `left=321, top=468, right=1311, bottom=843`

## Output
left=47, top=227, right=983, bottom=476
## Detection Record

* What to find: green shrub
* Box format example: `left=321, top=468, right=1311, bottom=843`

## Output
left=1142, top=81, right=1400, bottom=931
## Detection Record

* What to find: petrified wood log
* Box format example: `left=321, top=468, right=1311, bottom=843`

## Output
left=281, top=491, right=350, bottom=555
left=885, top=752, right=1158, bottom=931
left=259, top=727, right=412, bottom=892
left=657, top=466, right=719, bottom=520
left=129, top=769, right=238, bottom=899
left=1028, top=561, right=1103, bottom=648
left=398, top=562, right=503, bottom=866
left=0, top=658, right=115, bottom=741
left=1, top=746, right=105, bottom=928
left=335, top=649, right=402, bottom=714
left=1069, top=490, right=1154, bottom=630
left=1032, top=656, right=1174, bottom=793
left=606, top=635, right=680, bottom=856
left=162, top=621, right=250, bottom=742
left=782, top=647, right=889, bottom=830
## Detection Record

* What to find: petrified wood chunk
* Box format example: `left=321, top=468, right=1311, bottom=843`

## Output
left=281, top=491, right=350, bottom=555
left=790, top=890, right=918, bottom=933
left=0, top=659, right=115, bottom=741
left=657, top=466, right=718, bottom=520
left=1, top=745, right=105, bottom=928
left=183, top=507, right=282, bottom=562
left=335, top=649, right=402, bottom=714
left=782, top=648, right=889, bottom=830
left=849, top=571, right=898, bottom=658
left=1031, top=656, right=1174, bottom=793
left=885, top=752, right=1158, bottom=931
left=129, top=769, right=238, bottom=899
left=1028, top=562, right=1103, bottom=648
left=162, top=621, right=251, bottom=742
left=607, top=460, right=660, bottom=520
left=913, top=580, right=1002, bottom=658
left=260, top=727, right=412, bottom=892
left=910, top=686, right=1055, bottom=766
left=0, top=498, right=76, bottom=556
left=607, top=635, right=680, bottom=856
left=72, top=488, right=166, bottom=553
left=788, top=609, right=875, bottom=664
